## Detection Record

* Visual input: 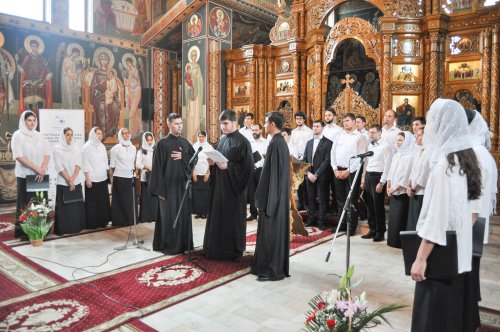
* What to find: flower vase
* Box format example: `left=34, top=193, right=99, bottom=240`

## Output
left=30, top=239, right=44, bottom=247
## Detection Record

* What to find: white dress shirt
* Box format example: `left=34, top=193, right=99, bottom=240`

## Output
left=135, top=150, right=153, bottom=182
left=287, top=141, right=299, bottom=159
left=11, top=130, right=50, bottom=178
left=323, top=123, right=342, bottom=143
left=409, top=146, right=426, bottom=195
left=417, top=155, right=472, bottom=273
left=251, top=136, right=269, bottom=169
left=239, top=126, right=253, bottom=142
left=387, top=153, right=413, bottom=195
left=358, top=128, right=370, bottom=143
left=331, top=129, right=367, bottom=173
left=365, top=140, right=392, bottom=184
left=53, top=145, right=84, bottom=186
left=291, top=125, right=313, bottom=159
left=381, top=123, right=402, bottom=154
left=311, top=134, right=323, bottom=166
left=110, top=144, right=137, bottom=178
left=82, top=141, right=109, bottom=182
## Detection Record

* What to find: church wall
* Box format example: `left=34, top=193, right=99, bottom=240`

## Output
left=0, top=14, right=150, bottom=206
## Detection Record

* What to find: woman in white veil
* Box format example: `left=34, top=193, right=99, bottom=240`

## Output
left=11, top=111, right=50, bottom=238
left=410, top=99, right=482, bottom=331
left=135, top=131, right=157, bottom=222
left=191, top=130, right=214, bottom=219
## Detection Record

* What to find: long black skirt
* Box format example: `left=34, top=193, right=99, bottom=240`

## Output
left=85, top=180, right=111, bottom=229
left=387, top=194, right=409, bottom=249
left=111, top=176, right=134, bottom=226
left=15, top=177, right=47, bottom=238
left=139, top=181, right=157, bottom=222
left=412, top=273, right=476, bottom=332
left=55, top=184, right=86, bottom=235
left=406, top=194, right=424, bottom=231
left=191, top=175, right=210, bottom=216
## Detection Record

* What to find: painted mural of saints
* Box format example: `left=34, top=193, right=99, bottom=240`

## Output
left=0, top=32, right=15, bottom=118
left=209, top=8, right=230, bottom=39
left=119, top=53, right=143, bottom=139
left=187, top=14, right=202, bottom=38
left=56, top=42, right=84, bottom=109
left=184, top=46, right=203, bottom=143
left=16, top=35, right=53, bottom=114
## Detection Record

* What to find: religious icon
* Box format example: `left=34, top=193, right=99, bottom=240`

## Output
left=234, top=82, right=250, bottom=97
left=281, top=61, right=290, bottom=73
left=187, top=14, right=203, bottom=38
left=184, top=45, right=203, bottom=143
left=52, top=0, right=69, bottom=27
left=276, top=79, right=294, bottom=95
left=0, top=32, right=15, bottom=119
left=392, top=95, right=419, bottom=130
left=361, top=72, right=380, bottom=108
left=16, top=35, right=53, bottom=114
left=209, top=7, right=230, bottom=39
left=393, top=64, right=419, bottom=82
left=448, top=61, right=480, bottom=81
left=277, top=22, right=290, bottom=41
left=119, top=53, right=143, bottom=139
left=56, top=42, right=84, bottom=109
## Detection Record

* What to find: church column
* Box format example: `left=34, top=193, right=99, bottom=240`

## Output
left=423, top=35, right=431, bottom=112
left=170, top=61, right=179, bottom=115
left=292, top=49, right=300, bottom=114
left=428, top=31, right=440, bottom=105
left=299, top=53, right=307, bottom=115
left=152, top=48, right=169, bottom=138
left=491, top=25, right=499, bottom=149
left=481, top=28, right=492, bottom=125
left=226, top=60, right=233, bottom=109
left=249, top=57, right=256, bottom=117
left=267, top=57, right=275, bottom=112
left=313, top=44, right=322, bottom=120
left=437, top=33, right=445, bottom=98
left=258, top=57, right=266, bottom=122
left=432, top=0, right=440, bottom=14
left=381, top=33, right=391, bottom=112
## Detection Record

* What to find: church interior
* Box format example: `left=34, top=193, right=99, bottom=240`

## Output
left=1, top=0, right=500, bottom=330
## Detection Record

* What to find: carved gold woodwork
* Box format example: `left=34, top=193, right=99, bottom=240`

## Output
left=491, top=25, right=499, bottom=149
left=333, top=74, right=381, bottom=126
left=290, top=157, right=309, bottom=238
left=270, top=15, right=297, bottom=44
left=324, top=18, right=381, bottom=67
left=381, top=33, right=392, bottom=112
left=226, top=62, right=233, bottom=109
left=208, top=40, right=221, bottom=145
left=306, top=0, right=423, bottom=32
left=393, top=38, right=421, bottom=57
left=482, top=28, right=492, bottom=123
left=428, top=31, right=440, bottom=105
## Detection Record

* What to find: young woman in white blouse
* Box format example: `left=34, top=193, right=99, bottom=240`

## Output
left=191, top=130, right=214, bottom=219
left=82, top=127, right=110, bottom=229
left=11, top=111, right=50, bottom=238
left=386, top=131, right=415, bottom=248
left=53, top=127, right=86, bottom=235
left=135, top=131, right=157, bottom=223
left=110, top=128, right=137, bottom=226
left=411, top=99, right=482, bottom=331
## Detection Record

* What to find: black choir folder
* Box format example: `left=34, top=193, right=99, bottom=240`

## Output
left=26, top=175, right=50, bottom=192
left=62, top=186, right=84, bottom=204
left=400, top=230, right=458, bottom=280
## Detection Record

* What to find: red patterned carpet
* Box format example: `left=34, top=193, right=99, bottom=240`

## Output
left=0, top=212, right=16, bottom=243
left=0, top=227, right=334, bottom=331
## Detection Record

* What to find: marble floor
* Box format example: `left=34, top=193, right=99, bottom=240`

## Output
left=7, top=217, right=500, bottom=332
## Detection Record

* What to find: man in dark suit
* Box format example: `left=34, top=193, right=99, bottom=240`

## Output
left=302, top=120, right=333, bottom=230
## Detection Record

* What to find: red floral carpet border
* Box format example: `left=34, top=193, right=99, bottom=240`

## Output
left=0, top=227, right=334, bottom=331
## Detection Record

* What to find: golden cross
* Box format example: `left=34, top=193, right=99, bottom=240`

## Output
left=341, top=74, right=355, bottom=88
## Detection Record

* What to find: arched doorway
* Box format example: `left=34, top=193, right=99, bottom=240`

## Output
left=326, top=38, right=380, bottom=109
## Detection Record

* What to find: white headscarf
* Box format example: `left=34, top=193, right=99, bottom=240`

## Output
left=57, top=127, right=75, bottom=151
left=396, top=131, right=415, bottom=156
left=193, top=131, right=215, bottom=154
left=18, top=110, right=38, bottom=137
left=469, top=112, right=490, bottom=147
left=424, top=98, right=471, bottom=167
left=118, top=128, right=131, bottom=147
left=87, top=127, right=101, bottom=147
left=141, top=131, right=155, bottom=152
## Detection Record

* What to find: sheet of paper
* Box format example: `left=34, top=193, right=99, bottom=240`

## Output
left=205, top=150, right=229, bottom=163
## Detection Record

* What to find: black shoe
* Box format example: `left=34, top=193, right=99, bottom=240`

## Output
left=373, top=235, right=385, bottom=242
left=361, top=231, right=376, bottom=239
left=246, top=215, right=257, bottom=221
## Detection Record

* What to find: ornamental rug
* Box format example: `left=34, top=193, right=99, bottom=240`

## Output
left=0, top=227, right=334, bottom=331
left=479, top=306, right=500, bottom=330
left=0, top=212, right=16, bottom=243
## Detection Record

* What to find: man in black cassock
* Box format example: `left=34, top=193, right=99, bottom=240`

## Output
left=149, top=113, right=195, bottom=255
left=251, top=111, right=291, bottom=281
left=203, top=109, right=253, bottom=260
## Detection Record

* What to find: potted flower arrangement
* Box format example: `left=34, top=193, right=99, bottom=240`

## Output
left=18, top=192, right=54, bottom=246
left=305, top=266, right=406, bottom=331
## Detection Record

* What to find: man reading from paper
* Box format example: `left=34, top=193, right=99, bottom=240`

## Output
left=203, top=109, right=254, bottom=260
left=251, top=111, right=290, bottom=281
left=149, top=113, right=195, bottom=254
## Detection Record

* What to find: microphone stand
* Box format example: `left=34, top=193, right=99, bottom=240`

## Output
left=114, top=170, right=150, bottom=251
left=325, top=155, right=367, bottom=276
left=160, top=148, right=208, bottom=273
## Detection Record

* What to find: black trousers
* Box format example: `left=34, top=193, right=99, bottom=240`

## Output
left=365, top=172, right=386, bottom=235
left=306, top=178, right=330, bottom=227
left=334, top=170, right=361, bottom=230
left=248, top=167, right=262, bottom=216
left=297, top=177, right=308, bottom=210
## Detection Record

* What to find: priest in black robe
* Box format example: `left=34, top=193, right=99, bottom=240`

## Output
left=251, top=111, right=291, bottom=281
left=203, top=109, right=254, bottom=260
left=149, top=113, right=195, bottom=255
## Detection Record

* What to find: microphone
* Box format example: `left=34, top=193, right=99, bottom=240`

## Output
left=351, top=151, right=374, bottom=159
left=188, top=146, right=203, bottom=165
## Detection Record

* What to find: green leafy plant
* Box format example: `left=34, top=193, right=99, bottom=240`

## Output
left=304, top=266, right=406, bottom=331
left=18, top=192, right=54, bottom=240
